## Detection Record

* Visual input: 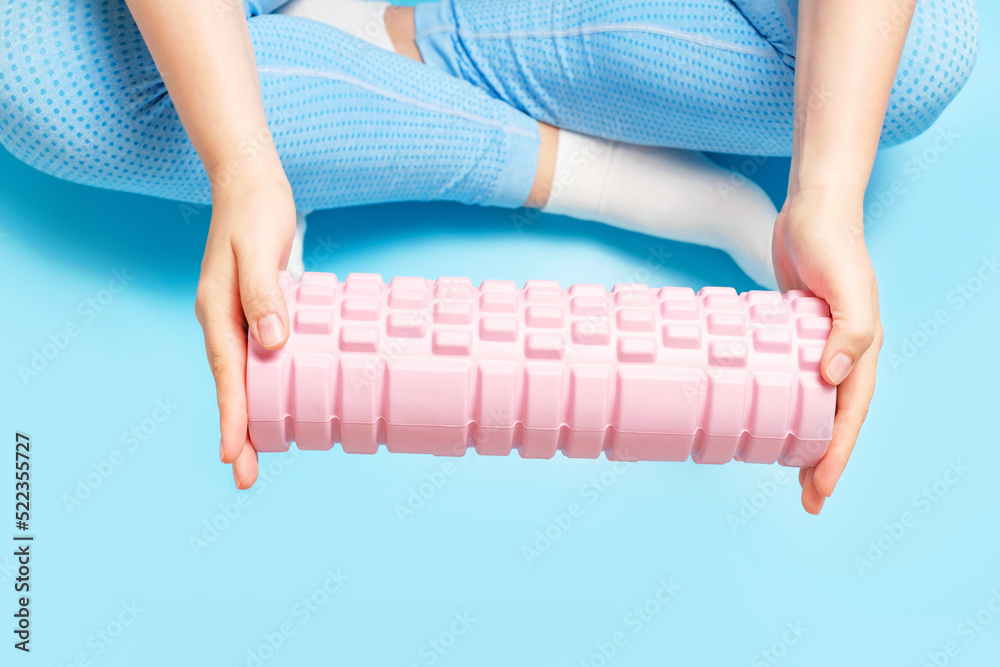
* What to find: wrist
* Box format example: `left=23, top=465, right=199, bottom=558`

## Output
left=788, top=155, right=871, bottom=206
left=785, top=185, right=864, bottom=208
left=206, top=169, right=296, bottom=238
left=788, top=178, right=867, bottom=204
left=209, top=156, right=291, bottom=201
left=785, top=173, right=866, bottom=221
left=779, top=187, right=867, bottom=245
left=205, top=130, right=289, bottom=197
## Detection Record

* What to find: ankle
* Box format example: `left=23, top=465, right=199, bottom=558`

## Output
left=384, top=6, right=423, bottom=62
left=523, top=122, right=559, bottom=208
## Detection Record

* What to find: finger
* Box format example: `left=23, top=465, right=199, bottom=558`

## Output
left=235, top=238, right=290, bottom=351
left=813, top=344, right=879, bottom=497
left=800, top=467, right=826, bottom=515
left=208, top=324, right=249, bottom=466
left=820, top=270, right=877, bottom=386
left=196, top=279, right=249, bottom=466
left=232, top=437, right=259, bottom=489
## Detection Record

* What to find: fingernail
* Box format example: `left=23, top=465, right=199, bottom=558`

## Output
left=219, top=440, right=225, bottom=462
left=827, top=352, right=853, bottom=384
left=257, top=313, right=283, bottom=347
left=233, top=466, right=242, bottom=489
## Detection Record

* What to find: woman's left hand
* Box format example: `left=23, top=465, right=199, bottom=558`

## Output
left=772, top=188, right=884, bottom=514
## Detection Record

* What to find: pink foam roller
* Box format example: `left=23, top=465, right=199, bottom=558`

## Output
left=246, top=271, right=836, bottom=467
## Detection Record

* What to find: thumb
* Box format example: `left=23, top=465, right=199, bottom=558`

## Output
left=236, top=243, right=290, bottom=350
left=820, top=272, right=877, bottom=386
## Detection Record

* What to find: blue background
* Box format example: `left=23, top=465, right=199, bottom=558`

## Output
left=1, top=3, right=998, bottom=665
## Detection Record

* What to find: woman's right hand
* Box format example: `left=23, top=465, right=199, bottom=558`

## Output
left=124, top=0, right=303, bottom=489
left=193, top=172, right=298, bottom=489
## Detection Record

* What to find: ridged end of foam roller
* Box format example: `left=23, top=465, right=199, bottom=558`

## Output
left=246, top=272, right=836, bottom=466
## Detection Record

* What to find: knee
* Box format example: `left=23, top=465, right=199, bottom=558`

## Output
left=0, top=20, right=52, bottom=173
left=2, top=3, right=78, bottom=174
left=0, top=2, right=156, bottom=182
left=880, top=0, right=980, bottom=147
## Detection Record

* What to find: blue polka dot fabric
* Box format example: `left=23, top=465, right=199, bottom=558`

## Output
left=415, top=0, right=980, bottom=155
left=0, top=0, right=981, bottom=206
left=0, top=0, right=540, bottom=208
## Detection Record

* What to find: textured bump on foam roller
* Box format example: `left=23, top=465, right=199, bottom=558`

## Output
left=246, top=271, right=836, bottom=467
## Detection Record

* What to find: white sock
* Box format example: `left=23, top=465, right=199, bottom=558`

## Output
left=285, top=210, right=309, bottom=279
left=275, top=0, right=395, bottom=52
left=543, top=130, right=779, bottom=289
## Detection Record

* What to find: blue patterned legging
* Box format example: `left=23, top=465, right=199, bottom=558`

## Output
left=0, top=0, right=979, bottom=209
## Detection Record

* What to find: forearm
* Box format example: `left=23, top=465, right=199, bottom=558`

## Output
left=790, top=0, right=914, bottom=200
left=125, top=0, right=287, bottom=192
